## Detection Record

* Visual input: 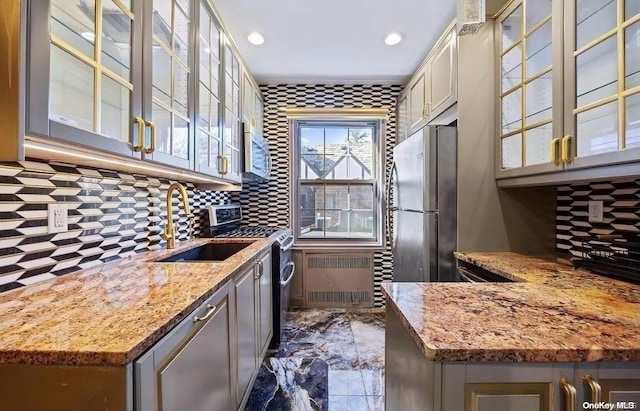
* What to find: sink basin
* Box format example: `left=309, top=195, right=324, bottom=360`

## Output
left=158, top=242, right=253, bottom=263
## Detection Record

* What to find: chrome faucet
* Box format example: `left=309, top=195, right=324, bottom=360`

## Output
left=163, top=183, right=193, bottom=249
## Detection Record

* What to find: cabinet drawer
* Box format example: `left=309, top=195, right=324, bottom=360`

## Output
left=135, top=283, right=232, bottom=411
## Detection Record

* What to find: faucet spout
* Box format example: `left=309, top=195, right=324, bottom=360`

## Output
left=163, top=183, right=191, bottom=249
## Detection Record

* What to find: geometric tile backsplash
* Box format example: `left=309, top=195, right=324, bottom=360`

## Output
left=233, top=84, right=404, bottom=307
left=0, top=160, right=230, bottom=293
left=556, top=178, right=640, bottom=257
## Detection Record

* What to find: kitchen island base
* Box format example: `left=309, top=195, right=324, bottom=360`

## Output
left=386, top=304, right=640, bottom=411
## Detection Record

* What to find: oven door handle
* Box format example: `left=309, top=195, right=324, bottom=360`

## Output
left=280, top=237, right=294, bottom=252
left=458, top=267, right=485, bottom=283
left=280, top=262, right=296, bottom=287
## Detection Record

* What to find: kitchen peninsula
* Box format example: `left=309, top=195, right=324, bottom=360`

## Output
left=383, top=253, right=640, bottom=411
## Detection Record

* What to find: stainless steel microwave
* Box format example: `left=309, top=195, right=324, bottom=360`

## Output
left=243, top=122, right=271, bottom=182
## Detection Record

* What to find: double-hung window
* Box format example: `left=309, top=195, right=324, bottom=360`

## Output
left=292, top=117, right=385, bottom=245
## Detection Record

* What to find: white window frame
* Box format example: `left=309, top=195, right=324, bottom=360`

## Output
left=287, top=108, right=388, bottom=247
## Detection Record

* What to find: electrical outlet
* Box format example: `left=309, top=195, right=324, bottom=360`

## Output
left=588, top=200, right=604, bottom=223
left=48, top=203, right=68, bottom=233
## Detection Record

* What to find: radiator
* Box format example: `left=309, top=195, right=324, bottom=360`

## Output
left=303, top=252, right=374, bottom=308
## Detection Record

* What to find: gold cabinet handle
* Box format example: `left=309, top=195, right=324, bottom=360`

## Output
left=144, top=120, right=156, bottom=154
left=193, top=304, right=217, bottom=322
left=551, top=138, right=561, bottom=165
left=559, top=378, right=577, bottom=411
left=224, top=155, right=230, bottom=175
left=254, top=260, right=263, bottom=279
left=133, top=117, right=146, bottom=152
left=217, top=155, right=225, bottom=175
left=561, top=135, right=572, bottom=164
left=583, top=375, right=601, bottom=404
left=423, top=102, right=431, bottom=118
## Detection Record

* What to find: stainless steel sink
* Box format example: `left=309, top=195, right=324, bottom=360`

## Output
left=158, top=242, right=253, bottom=263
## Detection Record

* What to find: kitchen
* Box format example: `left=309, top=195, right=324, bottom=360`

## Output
left=0, top=0, right=639, bottom=410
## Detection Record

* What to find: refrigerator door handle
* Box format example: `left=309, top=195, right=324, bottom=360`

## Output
left=395, top=208, right=438, bottom=214
left=385, top=161, right=397, bottom=249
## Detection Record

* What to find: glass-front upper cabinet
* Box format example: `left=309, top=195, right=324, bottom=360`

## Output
left=497, top=0, right=562, bottom=177
left=223, top=44, right=242, bottom=182
left=564, top=0, right=640, bottom=169
left=195, top=1, right=223, bottom=177
left=28, top=0, right=143, bottom=158
left=143, top=0, right=194, bottom=170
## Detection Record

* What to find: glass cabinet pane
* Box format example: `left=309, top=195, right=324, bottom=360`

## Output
left=576, top=0, right=616, bottom=50
left=626, top=93, right=640, bottom=149
left=51, top=0, right=95, bottom=59
left=626, top=0, right=640, bottom=21
left=101, top=75, right=130, bottom=142
left=525, top=0, right=551, bottom=32
left=526, top=21, right=552, bottom=78
left=153, top=1, right=172, bottom=47
left=576, top=35, right=618, bottom=107
left=525, top=125, right=553, bottom=165
left=501, top=134, right=523, bottom=168
left=174, top=4, right=190, bottom=65
left=199, top=84, right=211, bottom=130
left=173, top=116, right=189, bottom=159
left=173, top=63, right=189, bottom=117
left=626, top=21, right=640, bottom=90
left=50, top=46, right=95, bottom=132
left=101, top=0, right=132, bottom=81
left=153, top=103, right=172, bottom=154
left=502, top=88, right=522, bottom=134
left=576, top=101, right=618, bottom=157
left=526, top=74, right=553, bottom=125
left=152, top=43, right=172, bottom=106
left=502, top=5, right=522, bottom=50
left=502, top=45, right=522, bottom=91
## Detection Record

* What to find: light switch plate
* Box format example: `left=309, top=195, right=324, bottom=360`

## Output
left=588, top=200, right=604, bottom=223
left=48, top=203, right=68, bottom=233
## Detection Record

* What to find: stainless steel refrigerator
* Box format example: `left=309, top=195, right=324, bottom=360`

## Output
left=388, top=125, right=457, bottom=282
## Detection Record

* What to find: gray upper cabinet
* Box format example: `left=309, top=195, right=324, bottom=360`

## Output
left=23, top=0, right=258, bottom=184
left=195, top=0, right=223, bottom=178
left=496, top=0, right=563, bottom=179
left=428, top=26, right=458, bottom=121
left=563, top=0, right=640, bottom=171
left=396, top=93, right=408, bottom=144
left=142, top=0, right=196, bottom=170
left=222, top=44, right=243, bottom=182
left=399, top=21, right=458, bottom=140
left=496, top=0, right=640, bottom=185
left=28, top=0, right=144, bottom=159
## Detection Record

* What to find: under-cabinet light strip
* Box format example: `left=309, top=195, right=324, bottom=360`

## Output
left=23, top=140, right=238, bottom=186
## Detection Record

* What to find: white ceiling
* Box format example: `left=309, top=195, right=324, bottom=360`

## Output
left=213, top=0, right=457, bottom=85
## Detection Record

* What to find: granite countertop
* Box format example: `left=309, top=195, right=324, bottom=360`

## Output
left=0, top=236, right=275, bottom=366
left=382, top=252, right=640, bottom=362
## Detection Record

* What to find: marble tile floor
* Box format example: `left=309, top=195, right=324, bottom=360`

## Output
left=245, top=308, right=386, bottom=411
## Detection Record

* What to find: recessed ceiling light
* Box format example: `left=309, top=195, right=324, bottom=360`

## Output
left=384, top=32, right=403, bottom=46
left=81, top=31, right=96, bottom=42
left=247, top=32, right=265, bottom=45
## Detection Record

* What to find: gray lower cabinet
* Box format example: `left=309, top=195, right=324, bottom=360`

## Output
left=257, top=252, right=273, bottom=357
left=386, top=304, right=640, bottom=411
left=235, top=264, right=259, bottom=409
left=135, top=283, right=234, bottom=411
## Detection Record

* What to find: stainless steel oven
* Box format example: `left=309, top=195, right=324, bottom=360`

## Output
left=271, top=233, right=294, bottom=349
left=204, top=204, right=294, bottom=349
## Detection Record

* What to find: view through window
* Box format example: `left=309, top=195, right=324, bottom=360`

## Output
left=294, top=121, right=382, bottom=243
